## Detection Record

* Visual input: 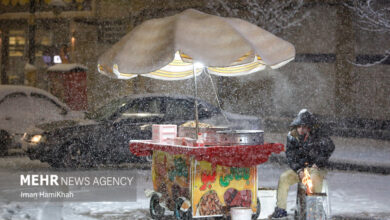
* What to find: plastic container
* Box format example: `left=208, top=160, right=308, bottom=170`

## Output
left=152, top=124, right=177, bottom=143
left=230, top=207, right=252, bottom=220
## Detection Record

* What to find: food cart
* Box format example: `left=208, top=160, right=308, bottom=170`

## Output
left=130, top=131, right=284, bottom=219
left=98, top=8, right=295, bottom=219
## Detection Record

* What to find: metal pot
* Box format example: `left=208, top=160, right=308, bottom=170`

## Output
left=216, top=130, right=264, bottom=145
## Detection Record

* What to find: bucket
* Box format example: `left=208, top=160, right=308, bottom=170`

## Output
left=230, top=207, right=252, bottom=220
left=258, top=188, right=277, bottom=219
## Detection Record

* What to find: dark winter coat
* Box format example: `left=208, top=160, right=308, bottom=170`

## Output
left=286, top=130, right=335, bottom=172
left=286, top=110, right=335, bottom=172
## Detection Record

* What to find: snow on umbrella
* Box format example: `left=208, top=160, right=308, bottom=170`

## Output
left=97, top=8, right=295, bottom=134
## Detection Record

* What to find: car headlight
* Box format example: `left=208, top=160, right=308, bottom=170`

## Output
left=23, top=133, right=45, bottom=144
left=31, top=135, right=42, bottom=143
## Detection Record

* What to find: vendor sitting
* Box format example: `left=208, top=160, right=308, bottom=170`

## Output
left=270, top=109, right=335, bottom=218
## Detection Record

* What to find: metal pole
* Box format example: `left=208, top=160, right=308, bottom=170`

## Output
left=193, top=63, right=199, bottom=140
left=28, top=0, right=36, bottom=65
left=1, top=29, right=9, bottom=84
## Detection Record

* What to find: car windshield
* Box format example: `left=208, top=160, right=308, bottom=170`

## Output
left=86, top=96, right=130, bottom=121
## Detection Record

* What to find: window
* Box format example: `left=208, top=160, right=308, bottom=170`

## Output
left=0, top=92, right=27, bottom=105
left=0, top=92, right=31, bottom=127
left=30, top=93, right=67, bottom=121
left=0, top=92, right=29, bottom=115
left=9, top=30, right=25, bottom=57
left=165, top=98, right=194, bottom=120
left=121, top=98, right=164, bottom=119
left=198, top=101, right=219, bottom=119
left=31, top=93, right=65, bottom=111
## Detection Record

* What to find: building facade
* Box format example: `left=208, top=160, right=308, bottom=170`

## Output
left=1, top=0, right=389, bottom=125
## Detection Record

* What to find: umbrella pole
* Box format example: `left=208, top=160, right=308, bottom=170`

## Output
left=193, top=63, right=199, bottom=140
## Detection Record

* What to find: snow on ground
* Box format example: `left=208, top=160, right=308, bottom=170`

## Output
left=1, top=157, right=390, bottom=220
left=258, top=163, right=390, bottom=219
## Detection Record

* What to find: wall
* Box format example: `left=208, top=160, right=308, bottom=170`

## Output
left=201, top=2, right=389, bottom=121
left=1, top=0, right=388, bottom=121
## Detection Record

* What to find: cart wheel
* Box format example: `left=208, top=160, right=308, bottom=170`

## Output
left=174, top=198, right=192, bottom=220
left=146, top=155, right=153, bottom=162
left=150, top=194, right=165, bottom=219
left=252, top=198, right=261, bottom=220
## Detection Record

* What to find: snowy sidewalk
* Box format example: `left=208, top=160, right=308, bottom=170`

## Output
left=265, top=133, right=390, bottom=174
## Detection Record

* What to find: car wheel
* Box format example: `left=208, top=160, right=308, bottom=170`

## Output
left=0, top=130, right=11, bottom=156
left=62, top=141, right=95, bottom=168
left=145, top=154, right=153, bottom=163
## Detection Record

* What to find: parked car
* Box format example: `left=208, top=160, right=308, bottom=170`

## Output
left=22, top=94, right=262, bottom=168
left=0, top=85, right=84, bottom=156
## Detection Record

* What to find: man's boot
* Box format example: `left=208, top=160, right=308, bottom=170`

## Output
left=269, top=207, right=287, bottom=219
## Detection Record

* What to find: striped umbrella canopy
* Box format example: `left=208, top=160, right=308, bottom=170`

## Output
left=97, top=8, right=295, bottom=80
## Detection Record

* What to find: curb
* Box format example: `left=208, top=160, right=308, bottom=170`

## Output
left=263, top=117, right=390, bottom=141
left=268, top=155, right=390, bottom=175
left=332, top=215, right=390, bottom=220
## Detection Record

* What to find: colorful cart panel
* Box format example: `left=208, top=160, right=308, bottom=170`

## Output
left=191, top=160, right=257, bottom=217
left=130, top=140, right=284, bottom=219
left=152, top=150, right=257, bottom=218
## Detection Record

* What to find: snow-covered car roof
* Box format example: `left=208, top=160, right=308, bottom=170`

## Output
left=0, top=85, right=69, bottom=111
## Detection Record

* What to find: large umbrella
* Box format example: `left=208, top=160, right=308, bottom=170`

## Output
left=97, top=8, right=295, bottom=135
